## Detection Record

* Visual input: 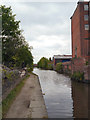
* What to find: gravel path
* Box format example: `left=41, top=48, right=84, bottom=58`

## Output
left=6, top=73, right=48, bottom=118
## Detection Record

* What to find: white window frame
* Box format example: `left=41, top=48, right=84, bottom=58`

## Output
left=84, top=5, right=88, bottom=11
left=84, top=15, right=88, bottom=21
left=85, top=24, right=89, bottom=30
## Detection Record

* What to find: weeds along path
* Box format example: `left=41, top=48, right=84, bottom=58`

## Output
left=6, top=73, right=48, bottom=118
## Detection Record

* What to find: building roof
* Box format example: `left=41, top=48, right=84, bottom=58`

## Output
left=53, top=55, right=72, bottom=59
left=70, top=1, right=89, bottom=19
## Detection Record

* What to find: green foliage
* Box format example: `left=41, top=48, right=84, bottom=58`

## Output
left=49, top=57, right=51, bottom=61
left=5, top=71, right=13, bottom=81
left=48, top=64, right=53, bottom=70
left=2, top=74, right=30, bottom=117
left=13, top=46, right=33, bottom=68
left=56, top=62, right=63, bottom=73
left=37, top=57, right=49, bottom=69
left=1, top=5, right=33, bottom=68
left=85, top=61, right=88, bottom=65
left=37, top=57, right=53, bottom=70
left=1, top=5, right=21, bottom=65
left=2, top=68, right=19, bottom=84
left=71, top=71, right=84, bottom=81
left=26, top=64, right=33, bottom=72
left=0, top=104, right=2, bottom=120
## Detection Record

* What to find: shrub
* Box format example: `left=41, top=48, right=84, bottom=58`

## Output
left=85, top=61, right=88, bottom=65
left=26, top=64, right=33, bottom=72
left=56, top=62, right=63, bottom=73
left=27, top=67, right=33, bottom=72
left=48, top=64, right=53, bottom=70
left=2, top=66, right=20, bottom=84
left=71, top=71, right=84, bottom=81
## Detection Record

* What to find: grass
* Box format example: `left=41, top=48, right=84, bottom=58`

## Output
left=2, top=74, right=30, bottom=118
left=0, top=104, right=2, bottom=119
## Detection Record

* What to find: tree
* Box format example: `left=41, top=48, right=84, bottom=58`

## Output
left=37, top=57, right=49, bottom=69
left=49, top=57, right=51, bottom=61
left=14, top=45, right=33, bottom=68
left=1, top=6, right=21, bottom=65
left=1, top=5, right=33, bottom=68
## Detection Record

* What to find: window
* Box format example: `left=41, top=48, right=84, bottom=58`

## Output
left=85, top=24, right=89, bottom=30
left=75, top=47, right=77, bottom=58
left=84, top=15, right=88, bottom=21
left=84, top=5, right=88, bottom=11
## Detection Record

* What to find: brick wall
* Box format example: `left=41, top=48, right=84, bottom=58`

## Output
left=62, top=61, right=71, bottom=75
left=62, top=59, right=85, bottom=75
left=62, top=59, right=85, bottom=73
left=71, top=3, right=81, bottom=58
left=62, top=61, right=71, bottom=70
left=62, top=58, right=90, bottom=81
left=84, top=65, right=90, bottom=81
left=71, top=58, right=85, bottom=74
left=71, top=2, right=89, bottom=58
left=80, top=2, right=89, bottom=57
left=71, top=58, right=90, bottom=82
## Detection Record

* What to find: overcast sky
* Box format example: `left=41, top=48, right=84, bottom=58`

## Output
left=2, top=0, right=88, bottom=63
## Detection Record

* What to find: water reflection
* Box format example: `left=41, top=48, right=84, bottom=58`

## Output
left=71, top=81, right=88, bottom=118
left=33, top=68, right=73, bottom=118
left=33, top=68, right=88, bottom=118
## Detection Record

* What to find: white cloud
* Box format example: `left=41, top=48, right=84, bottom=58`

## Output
left=2, top=2, right=76, bottom=63
left=3, top=0, right=89, bottom=3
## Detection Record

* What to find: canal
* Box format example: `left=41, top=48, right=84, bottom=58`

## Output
left=33, top=68, right=88, bottom=118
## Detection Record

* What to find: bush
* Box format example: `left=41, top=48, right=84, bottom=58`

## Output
left=27, top=67, right=33, bottom=72
left=85, top=61, right=88, bottom=65
left=2, top=65, right=20, bottom=84
left=48, top=64, right=53, bottom=70
left=56, top=62, right=63, bottom=73
left=71, top=71, right=84, bottom=81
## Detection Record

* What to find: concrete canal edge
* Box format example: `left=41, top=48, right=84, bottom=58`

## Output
left=29, top=73, right=48, bottom=118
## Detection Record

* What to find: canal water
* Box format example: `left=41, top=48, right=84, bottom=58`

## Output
left=33, top=68, right=88, bottom=118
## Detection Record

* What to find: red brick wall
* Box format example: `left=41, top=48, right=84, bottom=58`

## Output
left=71, top=58, right=90, bottom=81
left=71, top=3, right=81, bottom=58
left=84, top=65, right=90, bottom=80
left=71, top=58, right=85, bottom=74
left=71, top=2, right=90, bottom=81
left=71, top=2, right=89, bottom=59
left=62, top=61, right=71, bottom=70
left=62, top=58, right=85, bottom=73
left=54, top=58, right=90, bottom=81
left=80, top=2, right=89, bottom=57
left=62, top=59, right=85, bottom=73
left=89, top=2, right=90, bottom=57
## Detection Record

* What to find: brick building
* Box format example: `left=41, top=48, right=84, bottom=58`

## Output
left=71, top=1, right=90, bottom=60
left=89, top=1, right=90, bottom=61
left=70, top=1, right=90, bottom=82
left=53, top=55, right=72, bottom=66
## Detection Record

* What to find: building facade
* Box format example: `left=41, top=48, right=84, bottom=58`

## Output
left=53, top=55, right=72, bottom=66
left=71, top=1, right=90, bottom=82
left=71, top=1, right=90, bottom=60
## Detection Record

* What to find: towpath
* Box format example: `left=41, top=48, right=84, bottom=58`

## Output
left=6, top=73, right=48, bottom=118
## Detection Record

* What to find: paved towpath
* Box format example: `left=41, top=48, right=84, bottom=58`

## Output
left=6, top=74, right=48, bottom=118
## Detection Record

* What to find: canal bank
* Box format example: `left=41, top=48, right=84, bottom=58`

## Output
left=5, top=73, right=48, bottom=118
